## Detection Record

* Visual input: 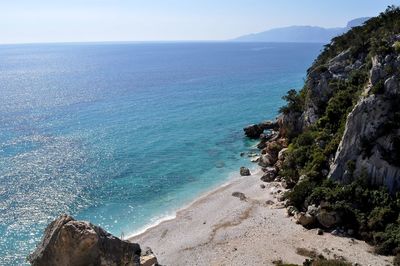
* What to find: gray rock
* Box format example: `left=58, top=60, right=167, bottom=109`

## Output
left=243, top=124, right=263, bottom=139
left=295, top=212, right=315, bottom=226
left=307, top=205, right=319, bottom=217
left=329, top=92, right=400, bottom=191
left=287, top=206, right=299, bottom=216
left=259, top=120, right=279, bottom=131
left=260, top=167, right=277, bottom=182
left=29, top=215, right=142, bottom=266
left=258, top=153, right=275, bottom=167
left=240, top=167, right=251, bottom=176
left=140, top=247, right=159, bottom=266
left=316, top=210, right=341, bottom=228
left=232, top=192, right=247, bottom=201
left=278, top=148, right=289, bottom=161
left=384, top=75, right=400, bottom=96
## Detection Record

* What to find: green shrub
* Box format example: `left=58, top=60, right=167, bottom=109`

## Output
left=371, top=80, right=385, bottom=94
left=279, top=89, right=304, bottom=115
left=368, top=207, right=397, bottom=231
left=287, top=180, right=315, bottom=209
left=374, top=224, right=400, bottom=255
left=394, top=252, right=400, bottom=266
left=394, top=41, right=400, bottom=54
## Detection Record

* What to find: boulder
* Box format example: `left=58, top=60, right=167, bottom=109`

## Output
left=140, top=247, right=159, bottom=266
left=232, top=192, right=247, bottom=201
left=316, top=210, right=341, bottom=228
left=278, top=148, right=289, bottom=161
left=240, top=167, right=251, bottom=176
left=264, top=141, right=282, bottom=159
left=307, top=205, right=319, bottom=217
left=29, top=215, right=142, bottom=266
left=243, top=124, right=263, bottom=139
left=385, top=75, right=400, bottom=96
left=281, top=179, right=296, bottom=189
left=295, top=212, right=315, bottom=226
left=287, top=206, right=299, bottom=216
left=260, top=167, right=277, bottom=182
left=258, top=153, right=275, bottom=167
left=259, top=120, right=279, bottom=131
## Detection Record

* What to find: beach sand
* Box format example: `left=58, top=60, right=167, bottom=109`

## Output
left=129, top=169, right=392, bottom=266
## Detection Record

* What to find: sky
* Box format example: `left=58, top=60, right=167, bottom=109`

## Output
left=1, top=0, right=399, bottom=44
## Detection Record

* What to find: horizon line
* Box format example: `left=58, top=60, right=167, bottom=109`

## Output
left=0, top=40, right=327, bottom=46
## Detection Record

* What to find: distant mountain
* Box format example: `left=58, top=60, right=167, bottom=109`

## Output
left=233, top=17, right=370, bottom=43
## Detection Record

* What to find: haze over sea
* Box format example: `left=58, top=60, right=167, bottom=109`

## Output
left=0, top=42, right=321, bottom=265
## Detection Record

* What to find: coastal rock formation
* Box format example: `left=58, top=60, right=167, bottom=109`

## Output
left=329, top=55, right=400, bottom=191
left=243, top=124, right=263, bottom=139
left=279, top=30, right=400, bottom=191
left=244, top=8, right=400, bottom=258
left=29, top=215, right=143, bottom=266
left=243, top=120, right=279, bottom=139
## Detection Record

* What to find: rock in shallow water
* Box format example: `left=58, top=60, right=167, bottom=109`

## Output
left=29, top=214, right=142, bottom=266
left=240, top=167, right=251, bottom=176
left=243, top=124, right=263, bottom=139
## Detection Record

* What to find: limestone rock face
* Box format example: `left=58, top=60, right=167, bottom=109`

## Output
left=29, top=215, right=142, bottom=266
left=329, top=55, right=400, bottom=191
left=279, top=41, right=400, bottom=191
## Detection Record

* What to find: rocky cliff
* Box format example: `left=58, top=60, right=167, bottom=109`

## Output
left=279, top=7, right=400, bottom=192
left=29, top=215, right=158, bottom=266
left=248, top=7, right=400, bottom=257
left=329, top=53, right=400, bottom=190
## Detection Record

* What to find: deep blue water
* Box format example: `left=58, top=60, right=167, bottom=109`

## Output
left=0, top=42, right=322, bottom=265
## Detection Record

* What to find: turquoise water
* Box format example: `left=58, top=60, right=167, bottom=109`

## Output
left=0, top=42, right=322, bottom=265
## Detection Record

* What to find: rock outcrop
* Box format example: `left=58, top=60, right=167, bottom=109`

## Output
left=329, top=55, right=400, bottom=191
left=29, top=215, right=154, bottom=266
left=279, top=34, right=400, bottom=191
left=243, top=120, right=279, bottom=139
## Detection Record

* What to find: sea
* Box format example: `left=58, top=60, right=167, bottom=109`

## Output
left=0, top=42, right=322, bottom=265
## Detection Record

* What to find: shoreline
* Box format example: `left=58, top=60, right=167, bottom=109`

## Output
left=127, top=165, right=262, bottom=240
left=128, top=164, right=392, bottom=265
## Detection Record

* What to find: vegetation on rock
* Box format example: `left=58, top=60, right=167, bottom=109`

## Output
left=278, top=6, right=400, bottom=257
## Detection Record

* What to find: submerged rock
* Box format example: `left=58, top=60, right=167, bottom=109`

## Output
left=29, top=214, right=142, bottom=266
